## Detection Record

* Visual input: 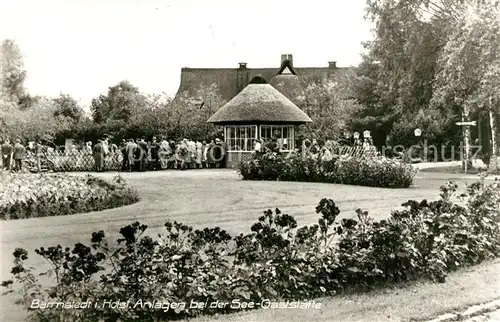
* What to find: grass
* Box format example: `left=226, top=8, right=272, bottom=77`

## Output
left=190, top=260, right=500, bottom=322
left=420, top=165, right=500, bottom=175
left=0, top=169, right=496, bottom=322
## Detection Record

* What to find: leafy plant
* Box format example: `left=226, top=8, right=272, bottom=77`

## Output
left=0, top=173, right=139, bottom=220
left=2, top=178, right=499, bottom=321
left=238, top=152, right=417, bottom=188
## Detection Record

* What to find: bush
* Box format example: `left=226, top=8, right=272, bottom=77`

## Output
left=238, top=152, right=417, bottom=188
left=0, top=173, right=139, bottom=220
left=2, top=178, right=499, bottom=321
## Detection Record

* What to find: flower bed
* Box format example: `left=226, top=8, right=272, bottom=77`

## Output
left=238, top=152, right=417, bottom=188
left=2, top=179, right=499, bottom=321
left=0, top=173, right=139, bottom=220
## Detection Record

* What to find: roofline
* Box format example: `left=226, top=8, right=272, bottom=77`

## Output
left=181, top=66, right=355, bottom=72
left=207, top=120, right=313, bottom=125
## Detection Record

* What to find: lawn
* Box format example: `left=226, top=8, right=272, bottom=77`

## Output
left=0, top=169, right=496, bottom=321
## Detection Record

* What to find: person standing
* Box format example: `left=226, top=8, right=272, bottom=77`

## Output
left=120, top=139, right=128, bottom=171
left=178, top=139, right=189, bottom=170
left=1, top=139, right=13, bottom=171
left=101, top=136, right=109, bottom=171
left=254, top=139, right=262, bottom=156
left=213, top=138, right=224, bottom=168
left=168, top=140, right=177, bottom=169
left=206, top=140, right=216, bottom=168
left=150, top=136, right=160, bottom=170
left=133, top=138, right=142, bottom=171
left=13, top=139, right=26, bottom=172
left=195, top=140, right=203, bottom=169
left=159, top=138, right=169, bottom=169
left=202, top=141, right=208, bottom=168
left=187, top=139, right=196, bottom=169
left=126, top=139, right=137, bottom=172
left=138, top=138, right=149, bottom=171
left=93, top=140, right=104, bottom=172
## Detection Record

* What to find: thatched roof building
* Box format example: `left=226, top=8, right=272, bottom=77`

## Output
left=174, top=54, right=352, bottom=102
left=207, top=76, right=312, bottom=168
left=206, top=82, right=312, bottom=125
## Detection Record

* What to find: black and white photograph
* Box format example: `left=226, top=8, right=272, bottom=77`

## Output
left=1, top=0, right=499, bottom=321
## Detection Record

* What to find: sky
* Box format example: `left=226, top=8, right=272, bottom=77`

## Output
left=0, top=0, right=374, bottom=108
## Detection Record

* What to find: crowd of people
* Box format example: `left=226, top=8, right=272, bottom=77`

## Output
left=91, top=136, right=227, bottom=172
left=257, top=137, right=376, bottom=162
left=1, top=134, right=377, bottom=173
left=1, top=138, right=29, bottom=172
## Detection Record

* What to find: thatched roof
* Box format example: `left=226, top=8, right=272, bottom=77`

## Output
left=207, top=83, right=312, bottom=125
left=269, top=74, right=304, bottom=104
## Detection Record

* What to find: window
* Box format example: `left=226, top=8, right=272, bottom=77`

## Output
left=260, top=125, right=294, bottom=151
left=225, top=125, right=257, bottom=152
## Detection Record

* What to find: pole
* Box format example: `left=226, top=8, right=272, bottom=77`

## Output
left=461, top=113, right=467, bottom=174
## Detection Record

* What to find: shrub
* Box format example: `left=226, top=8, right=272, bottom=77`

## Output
left=2, top=178, right=499, bottom=321
left=0, top=173, right=139, bottom=220
left=238, top=152, right=417, bottom=188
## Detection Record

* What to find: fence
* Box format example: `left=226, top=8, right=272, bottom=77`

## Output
left=1, top=145, right=380, bottom=173
left=15, top=150, right=124, bottom=172
left=336, top=146, right=378, bottom=159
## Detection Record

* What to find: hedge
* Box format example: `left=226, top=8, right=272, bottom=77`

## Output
left=238, top=152, right=417, bottom=188
left=0, top=173, right=139, bottom=220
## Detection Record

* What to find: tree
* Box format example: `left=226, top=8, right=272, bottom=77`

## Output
left=90, top=80, right=147, bottom=124
left=296, top=77, right=362, bottom=141
left=351, top=0, right=497, bottom=149
left=168, top=83, right=225, bottom=140
left=0, top=96, right=73, bottom=142
left=0, top=39, right=27, bottom=103
left=431, top=1, right=500, bottom=167
left=53, top=93, right=84, bottom=122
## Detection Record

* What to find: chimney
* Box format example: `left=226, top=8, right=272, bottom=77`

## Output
left=238, top=62, right=247, bottom=70
left=281, top=54, right=293, bottom=67
left=328, top=61, right=337, bottom=69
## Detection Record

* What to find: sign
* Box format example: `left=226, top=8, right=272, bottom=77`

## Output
left=455, top=121, right=477, bottom=126
left=353, top=132, right=360, bottom=139
left=363, top=130, right=371, bottom=138
left=414, top=128, right=422, bottom=137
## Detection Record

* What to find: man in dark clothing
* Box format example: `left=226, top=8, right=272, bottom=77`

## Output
left=93, top=140, right=104, bottom=172
left=13, top=139, right=26, bottom=172
left=150, top=136, right=160, bottom=170
left=134, top=138, right=142, bottom=171
left=138, top=138, right=149, bottom=172
left=1, top=139, right=13, bottom=171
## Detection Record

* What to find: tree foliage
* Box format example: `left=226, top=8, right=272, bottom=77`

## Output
left=53, top=94, right=84, bottom=122
left=1, top=39, right=27, bottom=104
left=431, top=2, right=500, bottom=119
left=297, top=75, right=362, bottom=141
left=90, top=80, right=147, bottom=124
left=350, top=0, right=499, bottom=151
left=0, top=96, right=73, bottom=142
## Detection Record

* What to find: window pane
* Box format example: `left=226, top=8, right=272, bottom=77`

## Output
left=244, top=127, right=248, bottom=151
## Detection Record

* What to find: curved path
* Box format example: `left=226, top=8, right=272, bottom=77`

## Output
left=0, top=169, right=486, bottom=321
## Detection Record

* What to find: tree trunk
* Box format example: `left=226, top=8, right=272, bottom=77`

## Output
left=489, top=97, right=498, bottom=171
